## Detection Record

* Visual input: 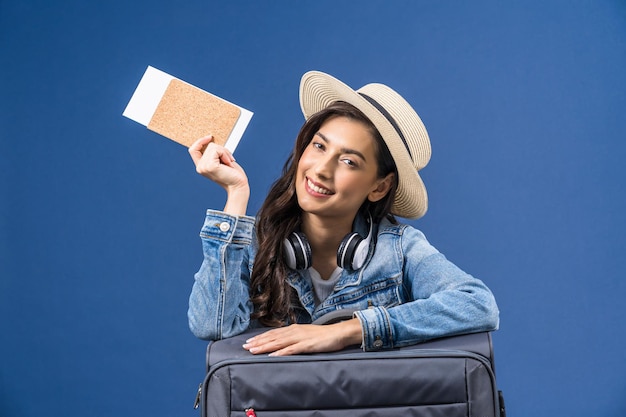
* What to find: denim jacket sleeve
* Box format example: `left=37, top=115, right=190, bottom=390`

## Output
left=187, top=210, right=256, bottom=340
left=354, top=224, right=500, bottom=351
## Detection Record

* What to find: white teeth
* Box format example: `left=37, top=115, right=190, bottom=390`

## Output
left=307, top=178, right=333, bottom=195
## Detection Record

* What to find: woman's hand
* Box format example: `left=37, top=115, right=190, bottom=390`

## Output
left=189, top=135, right=248, bottom=189
left=189, top=135, right=250, bottom=215
left=242, top=318, right=363, bottom=356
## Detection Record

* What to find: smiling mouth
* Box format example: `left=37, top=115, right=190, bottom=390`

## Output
left=306, top=177, right=334, bottom=195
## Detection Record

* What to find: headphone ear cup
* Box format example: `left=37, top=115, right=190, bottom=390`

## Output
left=283, top=232, right=312, bottom=270
left=337, top=215, right=374, bottom=270
left=336, top=233, right=364, bottom=270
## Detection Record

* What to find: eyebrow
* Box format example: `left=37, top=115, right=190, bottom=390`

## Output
left=315, top=131, right=368, bottom=162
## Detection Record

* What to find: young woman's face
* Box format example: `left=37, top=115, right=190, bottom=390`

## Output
left=295, top=116, right=392, bottom=222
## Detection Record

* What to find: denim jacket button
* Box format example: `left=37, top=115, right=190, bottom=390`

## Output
left=219, top=222, right=231, bottom=232
left=373, top=337, right=383, bottom=349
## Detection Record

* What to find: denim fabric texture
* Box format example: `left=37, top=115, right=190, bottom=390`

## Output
left=188, top=210, right=500, bottom=351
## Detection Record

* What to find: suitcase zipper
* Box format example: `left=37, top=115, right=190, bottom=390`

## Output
left=202, top=348, right=499, bottom=414
left=193, top=383, right=202, bottom=409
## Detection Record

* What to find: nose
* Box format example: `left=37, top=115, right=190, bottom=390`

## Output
left=313, top=154, right=334, bottom=179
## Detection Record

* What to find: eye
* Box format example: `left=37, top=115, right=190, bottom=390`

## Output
left=341, top=158, right=358, bottom=168
left=311, top=141, right=325, bottom=151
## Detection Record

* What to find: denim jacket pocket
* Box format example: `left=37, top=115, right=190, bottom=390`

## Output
left=316, top=273, right=403, bottom=317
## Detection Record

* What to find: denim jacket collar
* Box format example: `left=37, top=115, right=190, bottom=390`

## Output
left=286, top=216, right=385, bottom=317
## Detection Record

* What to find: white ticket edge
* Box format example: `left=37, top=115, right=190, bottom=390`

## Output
left=122, top=66, right=253, bottom=153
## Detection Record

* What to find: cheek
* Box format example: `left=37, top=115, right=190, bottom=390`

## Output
left=296, top=150, right=312, bottom=171
left=295, top=162, right=307, bottom=183
left=338, top=173, right=377, bottom=196
left=295, top=157, right=312, bottom=186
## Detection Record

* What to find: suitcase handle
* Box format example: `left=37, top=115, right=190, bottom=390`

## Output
left=312, top=309, right=358, bottom=325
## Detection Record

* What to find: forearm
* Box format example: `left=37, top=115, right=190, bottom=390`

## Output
left=356, top=286, right=499, bottom=350
left=222, top=183, right=250, bottom=216
left=335, top=318, right=364, bottom=348
left=356, top=252, right=499, bottom=350
left=187, top=211, right=256, bottom=340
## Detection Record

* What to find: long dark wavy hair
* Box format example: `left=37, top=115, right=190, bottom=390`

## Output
left=250, top=101, right=398, bottom=326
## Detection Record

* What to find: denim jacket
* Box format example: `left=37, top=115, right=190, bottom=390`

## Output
left=188, top=210, right=500, bottom=351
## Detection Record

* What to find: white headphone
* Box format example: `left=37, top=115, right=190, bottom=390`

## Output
left=282, top=215, right=373, bottom=271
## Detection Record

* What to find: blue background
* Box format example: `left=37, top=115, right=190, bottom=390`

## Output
left=2, top=1, right=625, bottom=416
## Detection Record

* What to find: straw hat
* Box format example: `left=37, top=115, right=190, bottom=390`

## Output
left=299, top=71, right=432, bottom=219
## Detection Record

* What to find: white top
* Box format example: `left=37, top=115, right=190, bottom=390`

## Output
left=309, top=267, right=343, bottom=305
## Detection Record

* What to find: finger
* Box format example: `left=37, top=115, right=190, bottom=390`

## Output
left=243, top=330, right=288, bottom=354
left=217, top=147, right=236, bottom=166
left=189, top=135, right=214, bottom=151
left=188, top=135, right=214, bottom=163
left=268, top=346, right=294, bottom=357
left=249, top=339, right=300, bottom=356
left=251, top=327, right=321, bottom=356
left=243, top=336, right=277, bottom=353
left=267, top=339, right=311, bottom=356
left=248, top=326, right=299, bottom=345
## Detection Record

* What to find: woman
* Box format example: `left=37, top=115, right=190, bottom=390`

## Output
left=187, top=71, right=499, bottom=356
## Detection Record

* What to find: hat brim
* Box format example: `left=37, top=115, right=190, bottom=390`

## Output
left=299, top=71, right=428, bottom=219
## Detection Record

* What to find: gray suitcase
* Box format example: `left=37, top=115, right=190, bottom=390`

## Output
left=194, top=325, right=506, bottom=417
